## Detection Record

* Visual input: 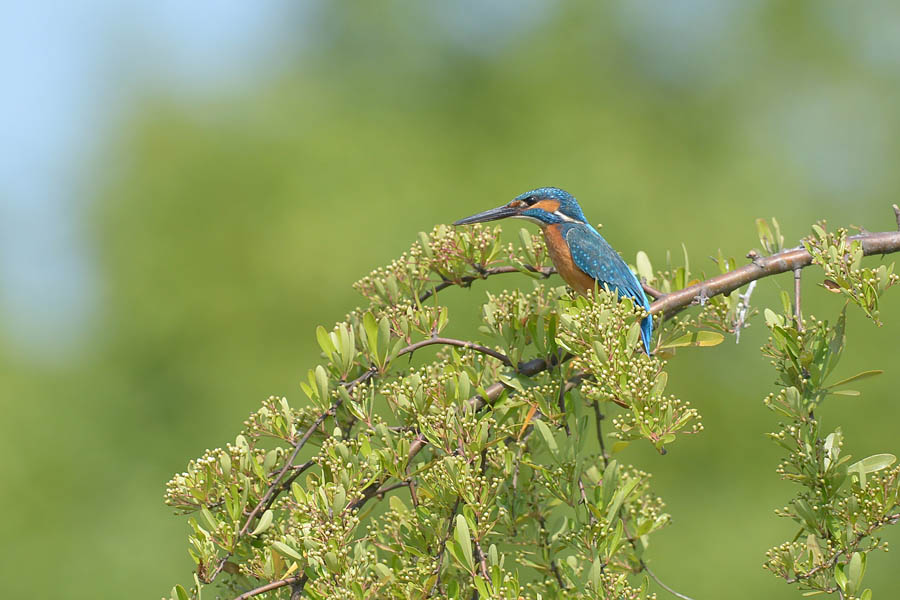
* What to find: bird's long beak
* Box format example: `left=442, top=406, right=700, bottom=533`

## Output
left=453, top=204, right=520, bottom=226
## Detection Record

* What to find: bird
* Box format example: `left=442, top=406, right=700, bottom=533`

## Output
left=453, top=186, right=653, bottom=354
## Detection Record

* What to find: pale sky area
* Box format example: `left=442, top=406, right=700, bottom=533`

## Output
left=2, top=0, right=898, bottom=360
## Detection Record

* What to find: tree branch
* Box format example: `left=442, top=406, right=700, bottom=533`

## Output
left=650, top=229, right=900, bottom=318
left=642, top=281, right=664, bottom=300
left=642, top=561, right=696, bottom=600
left=419, top=265, right=555, bottom=303
left=209, top=371, right=378, bottom=584
left=422, top=219, right=900, bottom=322
left=396, top=336, right=511, bottom=366
left=234, top=575, right=306, bottom=600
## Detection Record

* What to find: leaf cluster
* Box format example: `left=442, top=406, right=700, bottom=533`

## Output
left=761, top=225, right=899, bottom=599
left=164, top=223, right=726, bottom=600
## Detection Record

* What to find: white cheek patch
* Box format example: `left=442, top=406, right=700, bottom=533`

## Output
left=513, top=214, right=546, bottom=226
left=553, top=211, right=577, bottom=223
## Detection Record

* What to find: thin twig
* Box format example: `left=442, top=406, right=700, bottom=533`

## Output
left=473, top=538, right=491, bottom=582
left=537, top=514, right=567, bottom=589
left=642, top=281, right=665, bottom=300
left=396, top=336, right=510, bottom=366
left=234, top=575, right=306, bottom=600
left=893, top=204, right=900, bottom=231
left=428, top=499, right=461, bottom=597
left=734, top=279, right=757, bottom=344
left=418, top=265, right=554, bottom=303
left=592, top=400, right=609, bottom=467
left=642, top=561, right=696, bottom=600
left=373, top=481, right=410, bottom=496
left=793, top=268, right=803, bottom=332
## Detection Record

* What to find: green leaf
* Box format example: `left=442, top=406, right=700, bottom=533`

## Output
left=263, top=449, right=278, bottom=473
left=499, top=372, right=529, bottom=393
left=534, top=419, right=559, bottom=456
left=636, top=251, right=653, bottom=282
left=756, top=218, right=775, bottom=253
left=473, top=576, right=490, bottom=598
left=625, top=321, right=641, bottom=352
left=849, top=454, right=896, bottom=475
left=454, top=515, right=475, bottom=572
left=332, top=485, right=347, bottom=514
left=589, top=557, right=603, bottom=591
left=200, top=506, right=218, bottom=531
left=316, top=326, right=335, bottom=359
left=324, top=551, right=340, bottom=573
left=374, top=563, right=393, bottom=580
left=659, top=331, right=724, bottom=349
left=827, top=370, right=883, bottom=389
left=848, top=552, right=866, bottom=594
left=592, top=341, right=608, bottom=363
left=650, top=371, right=667, bottom=398
left=377, top=316, right=391, bottom=362
left=363, top=312, right=378, bottom=354
left=219, top=453, right=232, bottom=477
left=315, top=365, right=329, bottom=404
left=834, top=563, right=849, bottom=593
left=271, top=541, right=303, bottom=562
left=418, top=231, right=433, bottom=258
left=251, top=509, right=274, bottom=536
left=388, top=495, right=408, bottom=514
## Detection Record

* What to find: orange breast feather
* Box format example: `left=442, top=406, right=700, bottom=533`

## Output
left=543, top=225, right=596, bottom=295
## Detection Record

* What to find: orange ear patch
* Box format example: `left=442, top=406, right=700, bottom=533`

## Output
left=532, top=199, right=561, bottom=213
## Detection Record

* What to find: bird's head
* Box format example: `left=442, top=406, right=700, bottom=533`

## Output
left=453, top=187, right=587, bottom=228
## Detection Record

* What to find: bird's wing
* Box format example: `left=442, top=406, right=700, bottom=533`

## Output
left=564, top=224, right=649, bottom=310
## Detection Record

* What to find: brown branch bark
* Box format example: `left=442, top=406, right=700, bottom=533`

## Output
left=428, top=499, right=461, bottom=597
left=642, top=281, right=664, bottom=300
left=649, top=229, right=900, bottom=318
left=234, top=575, right=306, bottom=600
left=419, top=265, right=555, bottom=303
left=396, top=336, right=510, bottom=366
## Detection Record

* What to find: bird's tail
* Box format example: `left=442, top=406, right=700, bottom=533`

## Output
left=640, top=314, right=653, bottom=355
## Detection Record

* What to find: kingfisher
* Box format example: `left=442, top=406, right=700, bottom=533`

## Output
left=453, top=186, right=653, bottom=354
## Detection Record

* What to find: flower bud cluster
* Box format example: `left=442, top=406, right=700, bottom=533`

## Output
left=804, top=223, right=899, bottom=325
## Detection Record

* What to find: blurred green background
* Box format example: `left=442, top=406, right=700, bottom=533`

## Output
left=3, top=1, right=900, bottom=598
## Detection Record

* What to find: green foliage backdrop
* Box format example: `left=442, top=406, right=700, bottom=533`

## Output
left=3, top=3, right=900, bottom=598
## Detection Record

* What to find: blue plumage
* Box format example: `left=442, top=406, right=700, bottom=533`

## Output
left=453, top=186, right=654, bottom=354
left=563, top=224, right=653, bottom=354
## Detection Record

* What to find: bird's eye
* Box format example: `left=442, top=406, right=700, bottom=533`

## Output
left=526, top=196, right=537, bottom=205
